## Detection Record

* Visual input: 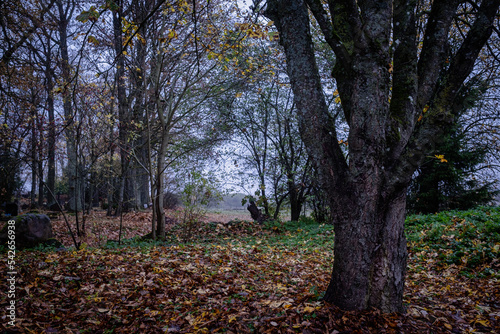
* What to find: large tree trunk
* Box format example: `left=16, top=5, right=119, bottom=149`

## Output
left=266, top=0, right=499, bottom=313
left=264, top=0, right=406, bottom=313
left=324, top=190, right=407, bottom=311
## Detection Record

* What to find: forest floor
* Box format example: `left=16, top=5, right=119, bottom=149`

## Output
left=0, top=207, right=499, bottom=333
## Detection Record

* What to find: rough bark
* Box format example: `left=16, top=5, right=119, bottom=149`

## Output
left=324, top=190, right=407, bottom=311
left=45, top=55, right=56, bottom=206
left=265, top=0, right=500, bottom=312
left=113, top=2, right=131, bottom=217
left=56, top=0, right=80, bottom=211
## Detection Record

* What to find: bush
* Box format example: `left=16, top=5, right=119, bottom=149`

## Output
left=180, top=171, right=222, bottom=242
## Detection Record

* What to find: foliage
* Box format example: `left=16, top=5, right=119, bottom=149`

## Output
left=406, top=206, right=500, bottom=277
left=179, top=171, right=223, bottom=242
left=1, top=208, right=498, bottom=332
left=407, top=130, right=497, bottom=213
left=408, top=83, right=499, bottom=213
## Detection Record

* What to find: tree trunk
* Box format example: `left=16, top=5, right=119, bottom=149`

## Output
left=113, top=2, right=131, bottom=217
left=46, top=62, right=56, bottom=206
left=30, top=134, right=37, bottom=207
left=57, top=0, right=80, bottom=211
left=266, top=0, right=499, bottom=313
left=324, top=190, right=407, bottom=311
left=247, top=200, right=267, bottom=224
left=265, top=0, right=405, bottom=312
left=288, top=181, right=303, bottom=221
left=289, top=197, right=302, bottom=222
left=154, top=129, right=168, bottom=239
left=38, top=160, right=44, bottom=207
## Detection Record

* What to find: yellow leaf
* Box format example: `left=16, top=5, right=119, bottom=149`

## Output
left=435, top=154, right=448, bottom=163
left=475, top=319, right=490, bottom=327
left=168, top=30, right=177, bottom=39
left=235, top=92, right=242, bottom=98
left=303, top=306, right=315, bottom=313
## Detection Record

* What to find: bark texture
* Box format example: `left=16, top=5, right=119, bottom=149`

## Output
left=265, top=0, right=500, bottom=312
left=57, top=0, right=80, bottom=211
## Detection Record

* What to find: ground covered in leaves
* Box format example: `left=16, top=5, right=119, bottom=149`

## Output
left=1, top=207, right=499, bottom=333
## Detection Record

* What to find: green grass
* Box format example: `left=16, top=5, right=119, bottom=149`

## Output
left=23, top=206, right=498, bottom=279
left=405, top=206, right=500, bottom=277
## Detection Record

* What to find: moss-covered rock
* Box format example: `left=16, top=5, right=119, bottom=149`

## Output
left=0, top=213, right=57, bottom=249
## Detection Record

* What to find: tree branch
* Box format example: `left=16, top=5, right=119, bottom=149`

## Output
left=304, top=0, right=350, bottom=67
left=417, top=0, right=460, bottom=108
left=390, top=0, right=500, bottom=195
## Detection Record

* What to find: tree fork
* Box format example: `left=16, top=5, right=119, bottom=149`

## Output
left=264, top=0, right=499, bottom=313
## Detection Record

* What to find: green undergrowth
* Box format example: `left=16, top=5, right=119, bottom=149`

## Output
left=406, top=206, right=500, bottom=277
left=91, top=216, right=335, bottom=257
left=163, top=216, right=336, bottom=256
left=26, top=206, right=498, bottom=279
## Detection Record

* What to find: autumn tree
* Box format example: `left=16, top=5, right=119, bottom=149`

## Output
left=222, top=80, right=314, bottom=221
left=145, top=0, right=242, bottom=239
left=262, top=0, right=500, bottom=312
left=214, top=23, right=315, bottom=221
left=0, top=0, right=59, bottom=205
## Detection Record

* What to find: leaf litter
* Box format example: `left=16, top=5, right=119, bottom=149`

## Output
left=0, top=208, right=498, bottom=333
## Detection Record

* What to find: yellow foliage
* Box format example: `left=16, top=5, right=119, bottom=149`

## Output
left=434, top=154, right=448, bottom=163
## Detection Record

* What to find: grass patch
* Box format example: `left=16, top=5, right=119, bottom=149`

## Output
left=405, top=206, right=500, bottom=277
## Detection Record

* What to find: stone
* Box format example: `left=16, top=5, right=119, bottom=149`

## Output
left=0, top=213, right=55, bottom=249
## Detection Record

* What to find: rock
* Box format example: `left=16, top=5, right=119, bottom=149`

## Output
left=0, top=213, right=56, bottom=249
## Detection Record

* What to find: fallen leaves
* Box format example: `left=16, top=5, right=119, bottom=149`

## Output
left=0, top=208, right=498, bottom=333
